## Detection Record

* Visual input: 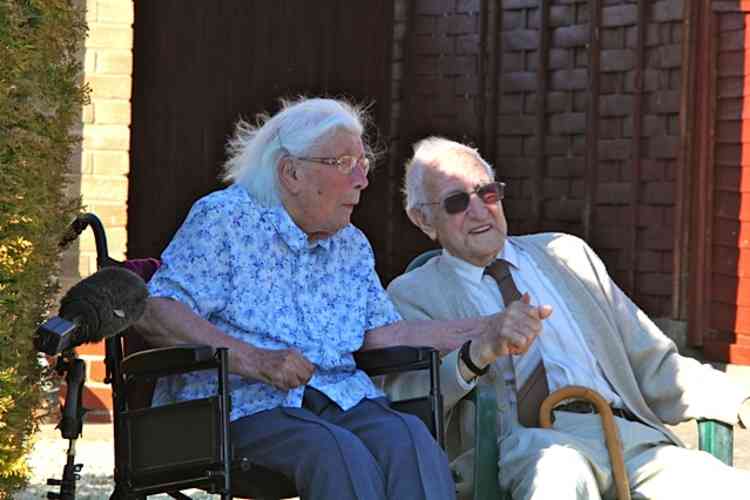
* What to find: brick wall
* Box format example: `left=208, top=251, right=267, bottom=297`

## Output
left=397, top=0, right=686, bottom=319
left=61, top=0, right=133, bottom=422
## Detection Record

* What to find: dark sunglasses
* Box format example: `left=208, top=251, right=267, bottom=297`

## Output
left=420, top=181, right=505, bottom=215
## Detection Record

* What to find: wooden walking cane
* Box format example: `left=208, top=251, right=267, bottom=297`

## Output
left=539, top=386, right=631, bottom=500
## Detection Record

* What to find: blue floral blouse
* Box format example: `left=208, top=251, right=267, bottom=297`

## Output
left=148, top=184, right=401, bottom=421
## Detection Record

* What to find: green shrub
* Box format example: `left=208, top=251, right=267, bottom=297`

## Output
left=0, top=0, right=87, bottom=495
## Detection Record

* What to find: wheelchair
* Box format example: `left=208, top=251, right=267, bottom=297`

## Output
left=55, top=213, right=448, bottom=500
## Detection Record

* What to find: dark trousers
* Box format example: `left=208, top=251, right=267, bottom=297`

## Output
left=231, top=388, right=456, bottom=500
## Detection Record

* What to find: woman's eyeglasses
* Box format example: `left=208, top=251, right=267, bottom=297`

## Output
left=288, top=154, right=371, bottom=176
left=419, top=181, right=505, bottom=215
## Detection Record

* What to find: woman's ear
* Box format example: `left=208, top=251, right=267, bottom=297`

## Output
left=407, top=207, right=438, bottom=241
left=278, top=157, right=300, bottom=194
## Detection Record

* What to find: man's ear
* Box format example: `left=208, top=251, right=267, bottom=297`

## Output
left=407, top=207, right=438, bottom=241
left=277, top=157, right=301, bottom=194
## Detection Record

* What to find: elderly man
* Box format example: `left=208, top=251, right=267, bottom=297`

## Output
left=385, top=136, right=750, bottom=500
left=135, top=99, right=534, bottom=500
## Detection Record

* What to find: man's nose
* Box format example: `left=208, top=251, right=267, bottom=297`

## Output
left=465, top=193, right=489, bottom=217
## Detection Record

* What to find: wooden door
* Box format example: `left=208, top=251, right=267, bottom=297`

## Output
left=129, top=0, right=394, bottom=273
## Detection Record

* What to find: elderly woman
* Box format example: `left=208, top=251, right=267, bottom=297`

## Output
left=137, top=97, right=535, bottom=500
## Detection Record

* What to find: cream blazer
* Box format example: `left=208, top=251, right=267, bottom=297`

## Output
left=384, top=233, right=749, bottom=492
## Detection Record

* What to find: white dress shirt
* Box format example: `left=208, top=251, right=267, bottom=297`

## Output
left=442, top=240, right=623, bottom=412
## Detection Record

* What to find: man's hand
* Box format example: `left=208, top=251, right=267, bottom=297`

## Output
left=234, top=347, right=315, bottom=391
left=472, top=293, right=552, bottom=367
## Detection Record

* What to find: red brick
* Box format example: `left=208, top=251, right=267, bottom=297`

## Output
left=600, top=94, right=633, bottom=117
left=86, top=358, right=108, bottom=384
left=504, top=0, right=538, bottom=8
left=601, top=27, right=625, bottom=50
left=597, top=182, right=631, bottom=204
left=573, top=90, right=588, bottom=112
left=717, top=98, right=743, bottom=121
left=440, top=55, right=476, bottom=75
left=455, top=76, right=479, bottom=95
left=646, top=91, right=680, bottom=114
left=597, top=206, right=622, bottom=227
left=547, top=157, right=585, bottom=177
left=646, top=135, right=679, bottom=159
left=543, top=178, right=571, bottom=197
left=550, top=69, right=588, bottom=90
left=456, top=0, right=480, bottom=13
left=528, top=5, right=574, bottom=29
left=642, top=181, right=674, bottom=205
left=719, top=52, right=744, bottom=78
left=503, top=10, right=524, bottom=31
left=504, top=29, right=540, bottom=51
left=75, top=340, right=105, bottom=356
left=414, top=15, right=436, bottom=34
left=86, top=411, right=113, bottom=423
left=718, top=77, right=744, bottom=100
left=502, top=71, right=537, bottom=92
left=719, top=30, right=744, bottom=52
left=548, top=48, right=571, bottom=70
left=719, top=13, right=745, bottom=32
left=598, top=161, right=622, bottom=182
left=637, top=272, right=672, bottom=295
left=599, top=140, right=632, bottom=160
left=551, top=24, right=589, bottom=48
left=502, top=51, right=525, bottom=72
left=601, top=74, right=622, bottom=94
left=497, top=137, right=523, bottom=156
left=416, top=0, right=453, bottom=15
left=524, top=135, right=571, bottom=155
left=544, top=199, right=583, bottom=222
left=594, top=226, right=629, bottom=249
left=637, top=250, right=662, bottom=272
left=437, top=14, right=478, bottom=35
left=456, top=34, right=480, bottom=55
left=499, top=94, right=524, bottom=113
left=545, top=92, right=570, bottom=113
left=624, top=115, right=667, bottom=138
left=414, top=56, right=440, bottom=75
left=549, top=112, right=586, bottom=134
left=601, top=49, right=635, bottom=72
left=415, top=34, right=454, bottom=55
left=642, top=226, right=673, bottom=250
left=598, top=118, right=622, bottom=139
left=500, top=157, right=535, bottom=177
left=651, top=0, right=683, bottom=23
left=575, top=2, right=590, bottom=24
left=602, top=4, right=638, bottom=27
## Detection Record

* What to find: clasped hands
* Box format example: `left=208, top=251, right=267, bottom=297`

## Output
left=470, top=293, right=553, bottom=369
left=239, top=293, right=553, bottom=391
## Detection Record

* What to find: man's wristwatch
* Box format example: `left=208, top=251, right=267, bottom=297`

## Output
left=459, top=340, right=488, bottom=377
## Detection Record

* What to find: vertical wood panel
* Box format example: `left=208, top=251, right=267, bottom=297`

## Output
left=130, top=0, right=394, bottom=275
left=533, top=0, right=549, bottom=233
left=583, top=0, right=601, bottom=242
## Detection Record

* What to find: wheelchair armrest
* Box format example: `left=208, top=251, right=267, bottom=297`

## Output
left=122, top=344, right=217, bottom=378
left=697, top=418, right=734, bottom=466
left=469, top=384, right=501, bottom=500
left=354, top=346, right=437, bottom=376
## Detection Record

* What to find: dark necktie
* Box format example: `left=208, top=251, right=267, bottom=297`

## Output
left=485, top=259, right=549, bottom=427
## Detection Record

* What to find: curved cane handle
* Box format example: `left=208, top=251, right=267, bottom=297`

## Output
left=539, top=386, right=631, bottom=500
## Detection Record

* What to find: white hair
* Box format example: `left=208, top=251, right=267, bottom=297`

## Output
left=403, top=137, right=495, bottom=215
left=222, top=96, right=368, bottom=206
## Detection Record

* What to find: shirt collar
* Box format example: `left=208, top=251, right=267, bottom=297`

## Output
left=250, top=193, right=331, bottom=253
left=441, top=238, right=520, bottom=284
